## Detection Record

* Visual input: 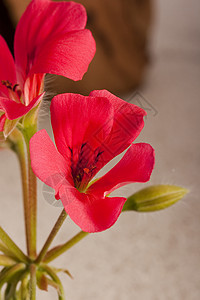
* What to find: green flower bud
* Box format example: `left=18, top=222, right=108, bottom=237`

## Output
left=123, top=185, right=188, bottom=212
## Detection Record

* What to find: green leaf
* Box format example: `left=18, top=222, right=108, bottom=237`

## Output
left=122, top=185, right=188, bottom=212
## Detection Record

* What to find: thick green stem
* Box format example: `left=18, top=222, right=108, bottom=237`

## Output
left=43, top=231, right=89, bottom=263
left=10, top=126, right=37, bottom=259
left=29, top=264, right=36, bottom=300
left=11, top=130, right=30, bottom=256
left=27, top=156, right=37, bottom=260
left=35, top=209, right=67, bottom=264
left=21, top=124, right=38, bottom=260
left=0, top=227, right=29, bottom=263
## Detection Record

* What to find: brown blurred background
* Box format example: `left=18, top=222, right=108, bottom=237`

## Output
left=1, top=0, right=153, bottom=95
left=0, top=1, right=200, bottom=300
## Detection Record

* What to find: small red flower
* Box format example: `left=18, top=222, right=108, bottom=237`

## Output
left=0, top=0, right=95, bottom=133
left=30, top=90, right=155, bottom=232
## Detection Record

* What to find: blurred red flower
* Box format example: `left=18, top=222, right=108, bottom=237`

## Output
left=0, top=0, right=95, bottom=134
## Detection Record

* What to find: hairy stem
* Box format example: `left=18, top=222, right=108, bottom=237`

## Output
left=29, top=264, right=36, bottom=300
left=21, top=124, right=38, bottom=259
left=35, top=209, right=67, bottom=264
left=0, top=227, right=29, bottom=263
left=43, top=231, right=89, bottom=263
left=11, top=130, right=30, bottom=256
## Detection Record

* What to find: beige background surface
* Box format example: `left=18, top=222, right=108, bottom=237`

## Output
left=0, top=0, right=200, bottom=299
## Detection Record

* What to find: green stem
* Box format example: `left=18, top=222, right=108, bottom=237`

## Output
left=11, top=130, right=30, bottom=256
left=29, top=264, right=36, bottom=300
left=0, top=263, right=26, bottom=289
left=0, top=227, right=29, bottom=263
left=22, top=124, right=37, bottom=260
left=27, top=144, right=37, bottom=259
left=35, top=209, right=67, bottom=264
left=0, top=255, right=16, bottom=267
left=20, top=272, right=29, bottom=300
left=0, top=242, right=17, bottom=259
left=4, top=268, right=27, bottom=300
left=9, top=126, right=37, bottom=259
left=43, top=231, right=89, bottom=263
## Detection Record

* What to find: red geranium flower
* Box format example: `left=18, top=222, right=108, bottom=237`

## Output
left=30, top=90, right=155, bottom=232
left=0, top=0, right=95, bottom=134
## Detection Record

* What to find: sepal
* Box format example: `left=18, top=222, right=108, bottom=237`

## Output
left=36, top=271, right=48, bottom=291
left=3, top=118, right=21, bottom=138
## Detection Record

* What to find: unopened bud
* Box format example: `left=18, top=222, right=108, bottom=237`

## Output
left=123, top=185, right=188, bottom=212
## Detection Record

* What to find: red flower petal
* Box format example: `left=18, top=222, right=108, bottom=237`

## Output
left=0, top=36, right=16, bottom=97
left=0, top=93, right=44, bottom=120
left=14, top=0, right=95, bottom=86
left=90, top=90, right=146, bottom=164
left=23, top=73, right=44, bottom=106
left=89, top=143, right=155, bottom=196
left=59, top=184, right=126, bottom=232
left=30, top=129, right=71, bottom=197
left=0, top=114, right=6, bottom=132
left=29, top=30, right=95, bottom=82
left=50, top=93, right=114, bottom=161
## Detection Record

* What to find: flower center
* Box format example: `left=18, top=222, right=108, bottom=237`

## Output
left=1, top=80, right=22, bottom=103
left=70, top=142, right=103, bottom=192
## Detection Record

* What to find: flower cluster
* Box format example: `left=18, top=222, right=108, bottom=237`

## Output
left=0, top=0, right=155, bottom=233
left=0, top=1, right=187, bottom=298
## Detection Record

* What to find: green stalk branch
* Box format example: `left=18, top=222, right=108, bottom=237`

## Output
left=35, top=209, right=67, bottom=264
left=43, top=231, right=89, bottom=263
left=0, top=255, right=16, bottom=267
left=0, top=241, right=17, bottom=258
left=0, top=227, right=29, bottom=263
left=20, top=271, right=29, bottom=300
left=11, top=129, right=30, bottom=256
left=20, top=123, right=38, bottom=260
left=0, top=263, right=26, bottom=289
left=29, top=264, right=36, bottom=300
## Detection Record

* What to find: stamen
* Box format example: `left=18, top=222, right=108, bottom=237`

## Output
left=1, top=80, right=22, bottom=103
left=1, top=80, right=12, bottom=89
left=13, top=84, right=19, bottom=92
left=70, top=142, right=104, bottom=192
left=83, top=168, right=90, bottom=174
left=81, top=142, right=87, bottom=150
